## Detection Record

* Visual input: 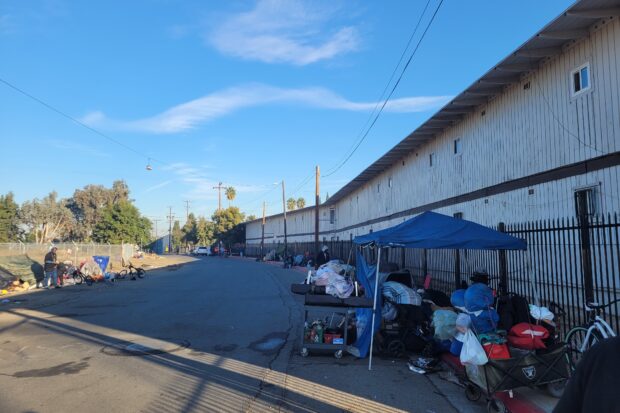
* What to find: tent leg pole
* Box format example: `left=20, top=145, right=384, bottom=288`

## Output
left=368, top=246, right=382, bottom=371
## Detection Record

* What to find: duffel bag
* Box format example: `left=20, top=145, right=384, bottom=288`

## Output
left=507, top=323, right=549, bottom=350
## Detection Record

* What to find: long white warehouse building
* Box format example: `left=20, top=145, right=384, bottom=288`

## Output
left=246, top=0, right=620, bottom=247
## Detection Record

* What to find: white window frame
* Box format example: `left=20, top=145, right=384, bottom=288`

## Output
left=571, top=62, right=591, bottom=97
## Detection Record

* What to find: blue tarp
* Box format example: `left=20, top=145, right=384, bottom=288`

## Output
left=353, top=249, right=382, bottom=358
left=354, top=211, right=526, bottom=250
left=93, top=256, right=110, bottom=274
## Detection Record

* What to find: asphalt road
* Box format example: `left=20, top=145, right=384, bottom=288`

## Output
left=0, top=257, right=485, bottom=413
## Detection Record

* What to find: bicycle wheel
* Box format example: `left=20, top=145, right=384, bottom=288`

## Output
left=136, top=268, right=145, bottom=279
left=73, top=273, right=84, bottom=285
left=565, top=326, right=601, bottom=370
left=117, top=269, right=128, bottom=280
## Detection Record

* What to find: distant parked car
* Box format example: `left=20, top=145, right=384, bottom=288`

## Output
left=193, top=246, right=210, bottom=256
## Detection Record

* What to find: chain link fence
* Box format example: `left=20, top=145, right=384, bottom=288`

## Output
left=0, top=242, right=136, bottom=271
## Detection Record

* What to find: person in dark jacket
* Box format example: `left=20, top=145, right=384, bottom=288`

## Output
left=553, top=336, right=620, bottom=413
left=315, top=245, right=330, bottom=268
left=43, top=246, right=60, bottom=289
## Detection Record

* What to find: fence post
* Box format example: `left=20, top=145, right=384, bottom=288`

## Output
left=454, top=249, right=461, bottom=289
left=498, top=222, right=508, bottom=295
left=422, top=249, right=428, bottom=278
left=577, top=203, right=595, bottom=304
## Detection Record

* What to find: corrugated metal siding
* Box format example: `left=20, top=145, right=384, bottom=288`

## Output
left=246, top=18, right=620, bottom=244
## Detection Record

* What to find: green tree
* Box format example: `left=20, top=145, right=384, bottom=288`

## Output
left=246, top=214, right=257, bottom=222
left=182, top=213, right=198, bottom=246
left=0, top=192, right=20, bottom=242
left=67, top=180, right=130, bottom=241
left=225, top=186, right=236, bottom=207
left=296, top=197, right=306, bottom=209
left=92, top=201, right=151, bottom=245
left=212, top=206, right=245, bottom=244
left=171, top=220, right=183, bottom=250
left=196, top=217, right=214, bottom=246
left=287, top=197, right=297, bottom=211
left=20, top=192, right=75, bottom=243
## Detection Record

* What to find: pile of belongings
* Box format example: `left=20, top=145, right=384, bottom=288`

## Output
left=382, top=281, right=422, bottom=321
left=452, top=283, right=508, bottom=364
left=264, top=249, right=277, bottom=261
left=310, top=260, right=356, bottom=299
left=1, top=280, right=31, bottom=294
left=440, top=281, right=558, bottom=366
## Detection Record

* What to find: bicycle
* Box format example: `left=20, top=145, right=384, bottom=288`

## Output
left=564, top=298, right=619, bottom=370
left=67, top=265, right=95, bottom=286
left=117, top=263, right=146, bottom=280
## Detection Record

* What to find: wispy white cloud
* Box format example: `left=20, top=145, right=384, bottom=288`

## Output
left=163, top=163, right=267, bottom=201
left=207, top=0, right=360, bottom=65
left=47, top=139, right=110, bottom=158
left=81, top=83, right=452, bottom=134
left=143, top=180, right=173, bottom=194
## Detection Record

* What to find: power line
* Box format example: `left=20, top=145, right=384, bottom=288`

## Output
left=519, top=44, right=604, bottom=155
left=325, top=0, right=433, bottom=174
left=0, top=76, right=168, bottom=165
left=323, top=0, right=444, bottom=177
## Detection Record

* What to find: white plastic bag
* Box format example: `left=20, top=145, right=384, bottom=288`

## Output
left=529, top=304, right=554, bottom=321
left=459, top=330, right=488, bottom=366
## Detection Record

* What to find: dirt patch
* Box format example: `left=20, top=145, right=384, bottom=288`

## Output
left=130, top=254, right=196, bottom=270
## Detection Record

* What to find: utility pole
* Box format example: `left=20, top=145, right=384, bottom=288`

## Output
left=184, top=200, right=191, bottom=221
left=166, top=207, right=175, bottom=254
left=152, top=219, right=161, bottom=239
left=281, top=180, right=288, bottom=259
left=260, top=202, right=266, bottom=259
left=213, top=182, right=225, bottom=211
left=315, top=165, right=320, bottom=257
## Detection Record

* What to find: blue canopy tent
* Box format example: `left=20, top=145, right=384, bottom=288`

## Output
left=352, top=211, right=527, bottom=370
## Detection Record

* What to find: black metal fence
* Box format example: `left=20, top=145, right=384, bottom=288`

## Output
left=245, top=214, right=620, bottom=335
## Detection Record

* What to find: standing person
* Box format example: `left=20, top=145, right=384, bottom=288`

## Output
left=43, top=246, right=60, bottom=289
left=554, top=336, right=620, bottom=413
left=315, top=245, right=330, bottom=268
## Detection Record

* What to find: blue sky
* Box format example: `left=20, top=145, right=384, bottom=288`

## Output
left=0, top=0, right=574, bottom=233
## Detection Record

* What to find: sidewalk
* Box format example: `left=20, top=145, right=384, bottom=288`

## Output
left=244, top=255, right=563, bottom=413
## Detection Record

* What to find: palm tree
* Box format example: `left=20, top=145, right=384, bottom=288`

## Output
left=296, top=197, right=306, bottom=209
left=287, top=197, right=297, bottom=211
left=225, top=186, right=236, bottom=207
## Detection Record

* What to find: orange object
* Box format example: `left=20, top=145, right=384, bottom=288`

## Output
left=324, top=333, right=342, bottom=344
left=483, top=342, right=511, bottom=359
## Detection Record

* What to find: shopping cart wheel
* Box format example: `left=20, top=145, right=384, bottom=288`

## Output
left=465, top=384, right=482, bottom=402
left=487, top=398, right=507, bottom=413
left=334, top=350, right=343, bottom=359
left=300, top=347, right=309, bottom=357
left=546, top=380, right=566, bottom=398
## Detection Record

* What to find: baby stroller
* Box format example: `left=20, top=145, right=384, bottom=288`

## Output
left=375, top=270, right=432, bottom=358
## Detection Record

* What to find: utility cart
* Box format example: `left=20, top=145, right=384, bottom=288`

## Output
left=292, top=284, right=373, bottom=359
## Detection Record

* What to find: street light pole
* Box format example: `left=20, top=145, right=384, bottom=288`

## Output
left=281, top=180, right=287, bottom=259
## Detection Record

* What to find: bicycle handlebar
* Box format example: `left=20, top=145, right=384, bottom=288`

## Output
left=586, top=298, right=620, bottom=310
